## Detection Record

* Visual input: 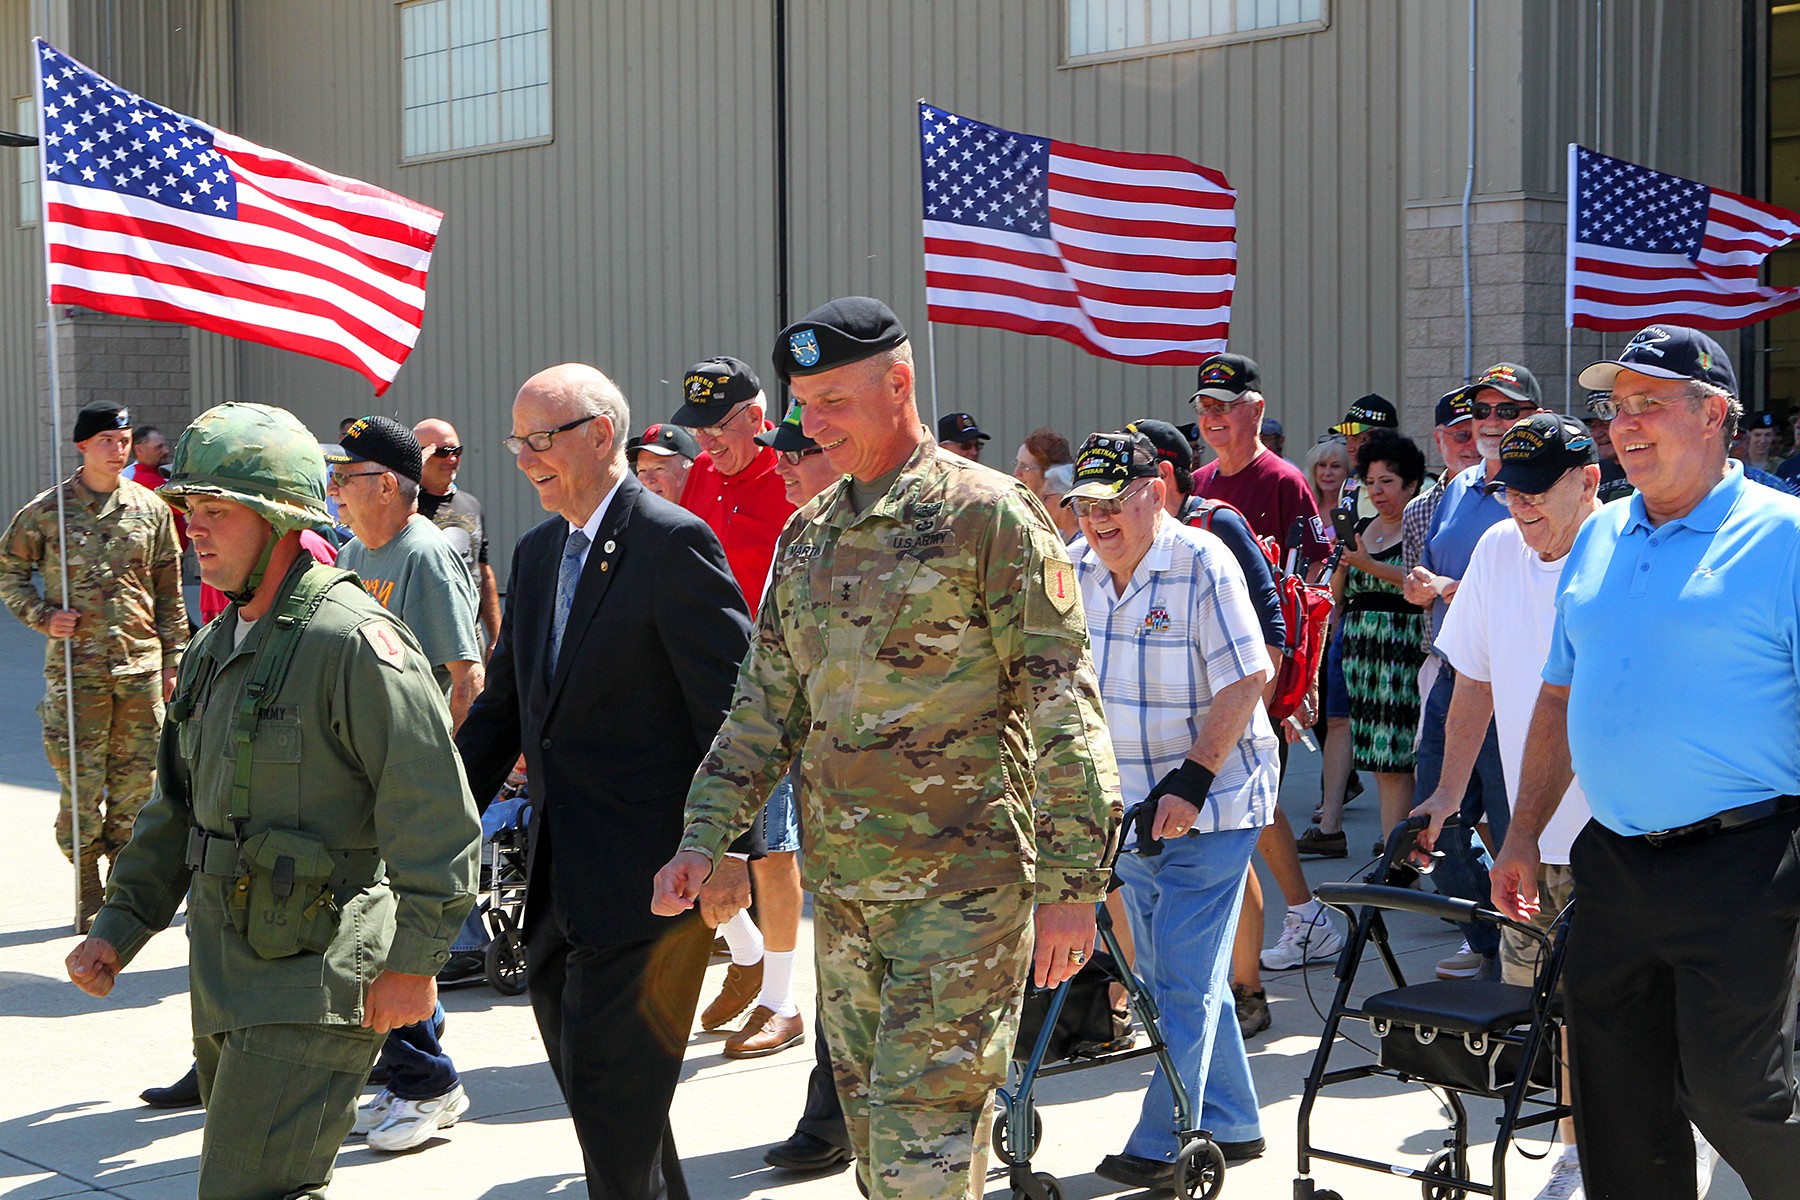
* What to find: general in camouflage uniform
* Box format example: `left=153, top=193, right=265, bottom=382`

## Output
left=657, top=298, right=1121, bottom=1200
left=0, top=401, right=185, bottom=923
left=66, top=403, right=480, bottom=1200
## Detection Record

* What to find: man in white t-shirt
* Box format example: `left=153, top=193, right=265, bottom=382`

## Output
left=1411, top=413, right=1599, bottom=1200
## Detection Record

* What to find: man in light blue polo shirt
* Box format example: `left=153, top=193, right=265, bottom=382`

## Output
left=1492, top=326, right=1800, bottom=1200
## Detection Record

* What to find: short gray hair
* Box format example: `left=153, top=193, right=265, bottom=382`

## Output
left=571, top=371, right=632, bottom=461
left=1686, top=380, right=1742, bottom=438
left=391, top=473, right=419, bottom=507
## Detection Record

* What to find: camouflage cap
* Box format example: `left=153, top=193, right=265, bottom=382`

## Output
left=161, top=402, right=331, bottom=534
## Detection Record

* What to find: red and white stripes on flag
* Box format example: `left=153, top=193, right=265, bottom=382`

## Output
left=1566, top=143, right=1800, bottom=332
left=918, top=103, right=1234, bottom=364
left=36, top=39, right=439, bottom=393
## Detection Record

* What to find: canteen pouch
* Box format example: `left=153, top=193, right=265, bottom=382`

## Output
left=235, top=828, right=341, bottom=960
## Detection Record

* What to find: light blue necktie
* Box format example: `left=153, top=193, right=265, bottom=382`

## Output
left=548, top=529, right=589, bottom=669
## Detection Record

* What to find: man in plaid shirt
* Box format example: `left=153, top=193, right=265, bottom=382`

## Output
left=1062, top=431, right=1281, bottom=1188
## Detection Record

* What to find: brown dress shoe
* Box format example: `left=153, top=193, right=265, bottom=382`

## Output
left=700, top=960, right=763, bottom=1030
left=723, top=1006, right=805, bottom=1058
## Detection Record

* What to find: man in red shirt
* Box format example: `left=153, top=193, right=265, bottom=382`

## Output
left=127, top=425, right=185, bottom=546
left=672, top=355, right=806, bottom=1057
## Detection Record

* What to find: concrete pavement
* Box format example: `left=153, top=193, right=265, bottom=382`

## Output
left=0, top=612, right=1749, bottom=1200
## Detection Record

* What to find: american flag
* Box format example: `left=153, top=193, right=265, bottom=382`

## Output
left=918, top=102, right=1234, bottom=364
left=1566, top=143, right=1800, bottom=332
left=35, top=39, right=441, bottom=394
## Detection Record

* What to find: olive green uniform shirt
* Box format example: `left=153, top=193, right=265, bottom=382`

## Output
left=0, top=473, right=185, bottom=675
left=679, top=439, right=1121, bottom=903
left=89, top=559, right=480, bottom=1036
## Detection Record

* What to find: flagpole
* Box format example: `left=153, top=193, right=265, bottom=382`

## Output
left=33, top=37, right=83, bottom=935
left=927, top=321, right=942, bottom=432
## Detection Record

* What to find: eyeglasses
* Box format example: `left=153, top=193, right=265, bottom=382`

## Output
left=1491, top=469, right=1575, bottom=509
left=1194, top=397, right=1252, bottom=416
left=696, top=404, right=755, bottom=439
left=1588, top=394, right=1679, bottom=421
left=504, top=415, right=595, bottom=455
left=1472, top=401, right=1540, bottom=421
left=1445, top=428, right=1474, bottom=443
left=1070, top=482, right=1150, bottom=519
left=779, top=446, right=824, bottom=465
left=427, top=444, right=464, bottom=459
left=328, top=468, right=387, bottom=487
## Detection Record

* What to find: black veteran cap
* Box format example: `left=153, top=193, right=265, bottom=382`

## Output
left=627, top=422, right=701, bottom=461
left=1457, top=361, right=1543, bottom=409
left=1061, top=431, right=1161, bottom=506
left=1434, top=388, right=1475, bottom=428
left=1578, top=324, right=1737, bottom=396
left=1488, top=413, right=1598, bottom=495
left=1126, top=418, right=1193, bottom=471
left=324, top=415, right=422, bottom=483
left=1329, top=394, right=1399, bottom=436
left=1583, top=390, right=1614, bottom=418
left=773, top=296, right=909, bottom=384
left=672, top=356, right=761, bottom=428
left=1193, top=352, right=1259, bottom=403
left=756, top=400, right=818, bottom=453
left=936, top=412, right=989, bottom=443
left=72, top=401, right=131, bottom=443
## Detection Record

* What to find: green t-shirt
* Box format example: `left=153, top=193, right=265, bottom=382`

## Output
left=338, top=514, right=481, bottom=695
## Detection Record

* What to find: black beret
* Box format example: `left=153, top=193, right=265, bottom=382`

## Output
left=772, top=296, right=908, bottom=384
left=72, top=401, right=131, bottom=443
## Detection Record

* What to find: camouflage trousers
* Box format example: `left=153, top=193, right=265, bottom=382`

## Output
left=41, top=669, right=164, bottom=861
left=813, top=884, right=1034, bottom=1200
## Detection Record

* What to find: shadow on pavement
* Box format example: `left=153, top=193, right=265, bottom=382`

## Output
left=0, top=1099, right=204, bottom=1188
left=0, top=962, right=190, bottom=1017
left=474, top=1172, right=589, bottom=1198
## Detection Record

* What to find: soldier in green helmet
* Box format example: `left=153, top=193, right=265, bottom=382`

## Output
left=64, top=402, right=481, bottom=1200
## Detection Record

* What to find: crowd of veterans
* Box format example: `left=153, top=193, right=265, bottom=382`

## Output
left=3, top=297, right=1795, bottom=1200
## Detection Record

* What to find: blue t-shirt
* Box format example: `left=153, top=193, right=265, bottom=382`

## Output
left=1420, top=462, right=1508, bottom=645
left=1544, top=462, right=1800, bottom=834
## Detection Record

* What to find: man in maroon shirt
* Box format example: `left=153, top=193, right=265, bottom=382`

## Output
left=672, top=355, right=806, bottom=1056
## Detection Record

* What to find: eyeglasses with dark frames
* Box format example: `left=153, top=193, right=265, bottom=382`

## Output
left=504, top=415, right=595, bottom=455
left=696, top=404, right=756, bottom=439
left=779, top=446, right=824, bottom=466
left=328, top=468, right=387, bottom=487
left=428, top=444, right=464, bottom=459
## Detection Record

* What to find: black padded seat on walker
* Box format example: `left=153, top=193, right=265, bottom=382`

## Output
left=1361, top=980, right=1536, bottom=1037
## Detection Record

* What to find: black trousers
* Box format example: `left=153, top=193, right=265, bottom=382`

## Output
left=527, top=896, right=712, bottom=1200
left=794, top=998, right=851, bottom=1150
left=1564, top=813, right=1800, bottom=1200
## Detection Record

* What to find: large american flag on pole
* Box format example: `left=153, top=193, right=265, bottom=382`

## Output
left=918, top=102, right=1234, bottom=364
left=35, top=39, right=441, bottom=394
left=1567, top=143, right=1800, bottom=332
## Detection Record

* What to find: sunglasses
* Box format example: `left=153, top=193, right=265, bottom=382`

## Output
left=1194, top=397, right=1253, bottom=416
left=1472, top=401, right=1540, bottom=421
left=779, top=446, right=824, bottom=465
left=328, top=468, right=386, bottom=487
left=1070, top=482, right=1150, bottom=519
left=428, top=444, right=464, bottom=459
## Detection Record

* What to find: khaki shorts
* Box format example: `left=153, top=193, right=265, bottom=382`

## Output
left=1499, top=861, right=1576, bottom=988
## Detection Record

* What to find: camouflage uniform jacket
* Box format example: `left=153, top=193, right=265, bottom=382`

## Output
left=679, top=439, right=1121, bottom=904
left=89, top=558, right=480, bottom=1036
left=0, top=473, right=185, bottom=677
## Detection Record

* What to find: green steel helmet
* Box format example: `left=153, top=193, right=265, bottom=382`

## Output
left=161, top=403, right=330, bottom=534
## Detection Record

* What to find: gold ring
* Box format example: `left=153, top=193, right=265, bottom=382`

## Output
left=1068, top=950, right=1086, bottom=963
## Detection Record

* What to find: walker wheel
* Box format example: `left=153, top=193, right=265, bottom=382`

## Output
left=1421, top=1148, right=1468, bottom=1200
left=1315, top=1192, right=1344, bottom=1200
left=1019, top=1172, right=1062, bottom=1200
left=992, top=1107, right=1043, bottom=1165
left=485, top=925, right=528, bottom=995
left=1175, top=1138, right=1226, bottom=1200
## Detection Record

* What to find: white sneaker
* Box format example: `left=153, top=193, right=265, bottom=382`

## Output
left=351, top=1087, right=395, bottom=1136
left=1436, top=940, right=1486, bottom=979
left=1694, top=1125, right=1717, bottom=1199
left=366, top=1084, right=470, bottom=1152
left=1534, top=1148, right=1583, bottom=1200
left=1260, top=906, right=1345, bottom=971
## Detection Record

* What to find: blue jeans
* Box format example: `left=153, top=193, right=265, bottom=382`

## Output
left=1114, top=826, right=1263, bottom=1154
left=378, top=1002, right=458, bottom=1100
left=760, top=771, right=800, bottom=854
left=1411, top=665, right=1509, bottom=957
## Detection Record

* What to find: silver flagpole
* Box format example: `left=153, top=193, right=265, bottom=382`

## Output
left=33, top=31, right=84, bottom=933
left=927, top=321, right=942, bottom=432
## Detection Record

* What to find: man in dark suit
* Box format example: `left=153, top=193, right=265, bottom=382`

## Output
left=457, top=362, right=758, bottom=1200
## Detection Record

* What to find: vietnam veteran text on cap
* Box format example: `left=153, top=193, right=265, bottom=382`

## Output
left=936, top=412, right=990, bottom=444
left=1486, top=413, right=1598, bottom=496
left=671, top=356, right=762, bottom=428
left=1060, top=432, right=1161, bottom=505
left=1434, top=388, right=1475, bottom=428
left=72, top=401, right=131, bottom=443
left=1455, top=361, right=1543, bottom=409
left=324, top=415, right=422, bottom=483
left=627, top=423, right=701, bottom=462
left=772, top=296, right=909, bottom=384
left=1577, top=325, right=1738, bottom=395
left=1328, top=394, right=1399, bottom=436
left=1192, top=353, right=1260, bottom=403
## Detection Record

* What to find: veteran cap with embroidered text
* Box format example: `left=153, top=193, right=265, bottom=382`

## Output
left=671, top=356, right=762, bottom=428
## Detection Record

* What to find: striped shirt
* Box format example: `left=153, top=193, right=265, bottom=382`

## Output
left=1074, top=517, right=1278, bottom=842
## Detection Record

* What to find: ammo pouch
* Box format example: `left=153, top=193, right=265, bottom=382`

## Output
left=231, top=827, right=342, bottom=960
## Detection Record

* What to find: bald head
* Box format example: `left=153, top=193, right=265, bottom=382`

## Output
left=413, top=417, right=462, bottom=493
left=511, top=363, right=631, bottom=525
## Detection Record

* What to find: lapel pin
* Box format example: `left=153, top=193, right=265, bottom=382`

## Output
left=603, top=540, right=616, bottom=554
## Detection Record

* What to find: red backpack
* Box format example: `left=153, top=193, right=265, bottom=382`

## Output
left=1186, top=500, right=1334, bottom=724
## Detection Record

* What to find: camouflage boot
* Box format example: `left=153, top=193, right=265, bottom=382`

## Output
left=78, top=850, right=104, bottom=931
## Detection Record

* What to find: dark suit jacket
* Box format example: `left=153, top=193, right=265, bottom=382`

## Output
left=457, top=473, right=757, bottom=947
